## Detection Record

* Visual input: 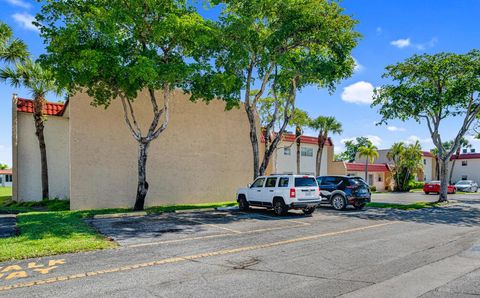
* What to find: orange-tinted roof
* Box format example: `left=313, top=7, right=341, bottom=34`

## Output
left=17, top=98, right=66, bottom=116
left=346, top=163, right=390, bottom=172
left=260, top=130, right=333, bottom=146
left=451, top=153, right=480, bottom=160
left=0, top=169, right=12, bottom=175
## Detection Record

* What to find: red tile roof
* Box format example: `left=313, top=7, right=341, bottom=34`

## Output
left=16, top=98, right=66, bottom=116
left=0, top=169, right=12, bottom=175
left=346, top=163, right=390, bottom=172
left=422, top=151, right=433, bottom=157
left=451, top=153, right=480, bottom=160
left=260, top=130, right=333, bottom=146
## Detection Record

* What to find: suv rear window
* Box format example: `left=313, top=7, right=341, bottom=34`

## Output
left=294, top=177, right=317, bottom=187
left=348, top=178, right=366, bottom=186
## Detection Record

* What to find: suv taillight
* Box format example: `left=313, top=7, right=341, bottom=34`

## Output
left=290, top=188, right=296, bottom=198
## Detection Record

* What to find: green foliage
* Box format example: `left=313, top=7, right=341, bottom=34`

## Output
left=358, top=143, right=379, bottom=164
left=408, top=181, right=425, bottom=190
left=309, top=116, right=343, bottom=140
left=38, top=0, right=231, bottom=107
left=370, top=185, right=377, bottom=192
left=290, top=108, right=310, bottom=133
left=387, top=141, right=423, bottom=191
left=337, top=137, right=373, bottom=162
left=0, top=58, right=62, bottom=99
left=0, top=22, right=28, bottom=63
left=0, top=163, right=8, bottom=170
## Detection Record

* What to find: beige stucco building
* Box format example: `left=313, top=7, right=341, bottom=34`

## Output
left=12, top=90, right=254, bottom=209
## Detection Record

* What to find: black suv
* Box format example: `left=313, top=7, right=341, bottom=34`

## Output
left=316, top=176, right=371, bottom=210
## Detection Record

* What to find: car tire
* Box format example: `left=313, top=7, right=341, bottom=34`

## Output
left=354, top=203, right=366, bottom=210
left=331, top=195, right=346, bottom=211
left=302, top=207, right=315, bottom=215
left=238, top=196, right=249, bottom=211
left=424, top=192, right=430, bottom=195
left=273, top=198, right=288, bottom=216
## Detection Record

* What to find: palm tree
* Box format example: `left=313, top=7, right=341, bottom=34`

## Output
left=0, top=59, right=62, bottom=199
left=387, top=142, right=405, bottom=191
left=0, top=22, right=28, bottom=63
left=289, top=108, right=310, bottom=174
left=449, top=137, right=471, bottom=184
left=309, top=116, right=343, bottom=176
left=358, top=143, right=379, bottom=182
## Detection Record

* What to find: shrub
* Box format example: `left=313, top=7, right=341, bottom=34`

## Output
left=408, top=181, right=425, bottom=190
left=370, top=185, right=377, bottom=192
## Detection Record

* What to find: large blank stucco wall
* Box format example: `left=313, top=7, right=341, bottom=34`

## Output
left=69, top=90, right=253, bottom=210
left=14, top=113, right=70, bottom=201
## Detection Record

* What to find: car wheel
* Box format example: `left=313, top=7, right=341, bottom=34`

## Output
left=302, top=207, right=315, bottom=215
left=273, top=199, right=288, bottom=216
left=424, top=192, right=430, bottom=195
left=354, top=203, right=366, bottom=210
left=238, top=196, right=249, bottom=211
left=331, top=195, right=346, bottom=211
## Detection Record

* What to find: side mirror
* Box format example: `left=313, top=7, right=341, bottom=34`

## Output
left=247, top=183, right=252, bottom=188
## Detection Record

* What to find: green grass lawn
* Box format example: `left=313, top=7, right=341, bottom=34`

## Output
left=0, top=198, right=237, bottom=262
left=366, top=201, right=449, bottom=210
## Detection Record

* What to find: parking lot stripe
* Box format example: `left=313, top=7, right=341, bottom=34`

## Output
left=0, top=221, right=396, bottom=292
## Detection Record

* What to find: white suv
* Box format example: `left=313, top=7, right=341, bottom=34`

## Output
left=236, top=175, right=321, bottom=216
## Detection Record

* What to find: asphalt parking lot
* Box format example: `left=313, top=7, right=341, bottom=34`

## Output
left=1, top=194, right=480, bottom=297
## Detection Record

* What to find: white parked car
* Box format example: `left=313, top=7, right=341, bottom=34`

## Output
left=454, top=180, right=479, bottom=192
left=236, top=175, right=321, bottom=216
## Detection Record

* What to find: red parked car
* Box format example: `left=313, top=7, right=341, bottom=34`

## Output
left=423, top=181, right=456, bottom=194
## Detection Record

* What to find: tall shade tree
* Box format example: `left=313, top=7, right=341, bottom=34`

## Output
left=309, top=116, right=342, bottom=176
left=373, top=50, right=480, bottom=202
left=0, top=164, right=8, bottom=170
left=449, top=137, right=471, bottom=184
left=38, top=1, right=232, bottom=210
left=1, top=59, right=61, bottom=199
left=358, top=143, right=379, bottom=182
left=0, top=22, right=28, bottom=63
left=290, top=108, right=310, bottom=174
left=215, top=0, right=360, bottom=179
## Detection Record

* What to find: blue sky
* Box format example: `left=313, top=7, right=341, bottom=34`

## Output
left=1, top=0, right=480, bottom=166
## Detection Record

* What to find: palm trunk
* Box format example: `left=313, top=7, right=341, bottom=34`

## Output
left=364, top=158, right=368, bottom=181
left=315, top=135, right=326, bottom=177
left=133, top=142, right=149, bottom=211
left=296, top=125, right=301, bottom=174
left=438, top=158, right=449, bottom=202
left=33, top=96, right=49, bottom=199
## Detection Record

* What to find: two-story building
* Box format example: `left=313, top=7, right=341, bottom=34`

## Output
left=0, top=169, right=12, bottom=187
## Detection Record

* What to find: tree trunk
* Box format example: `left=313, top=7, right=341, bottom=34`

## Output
left=364, top=158, right=369, bottom=181
left=449, top=154, right=458, bottom=184
left=133, top=142, right=149, bottom=211
left=33, top=96, right=49, bottom=199
left=296, top=125, right=301, bottom=174
left=245, top=104, right=260, bottom=179
left=435, top=157, right=440, bottom=180
left=315, top=135, right=326, bottom=177
left=438, top=159, right=449, bottom=202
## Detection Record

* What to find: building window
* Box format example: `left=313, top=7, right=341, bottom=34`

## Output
left=378, top=175, right=382, bottom=182
left=463, top=149, right=467, bottom=154
left=462, top=160, right=468, bottom=166
left=462, top=175, right=468, bottom=180
left=423, top=159, right=426, bottom=165
left=283, top=147, right=291, bottom=155
left=5, top=175, right=12, bottom=183
left=301, top=147, right=313, bottom=157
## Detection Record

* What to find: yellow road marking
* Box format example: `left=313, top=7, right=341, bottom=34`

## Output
left=0, top=222, right=396, bottom=292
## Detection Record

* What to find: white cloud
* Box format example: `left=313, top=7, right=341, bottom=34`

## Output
left=404, top=135, right=434, bottom=150
left=353, top=57, right=363, bottom=72
left=390, top=38, right=411, bottom=48
left=341, top=81, right=375, bottom=105
left=5, top=0, right=31, bottom=9
left=387, top=126, right=405, bottom=132
left=12, top=12, right=38, bottom=31
left=339, top=135, right=382, bottom=148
